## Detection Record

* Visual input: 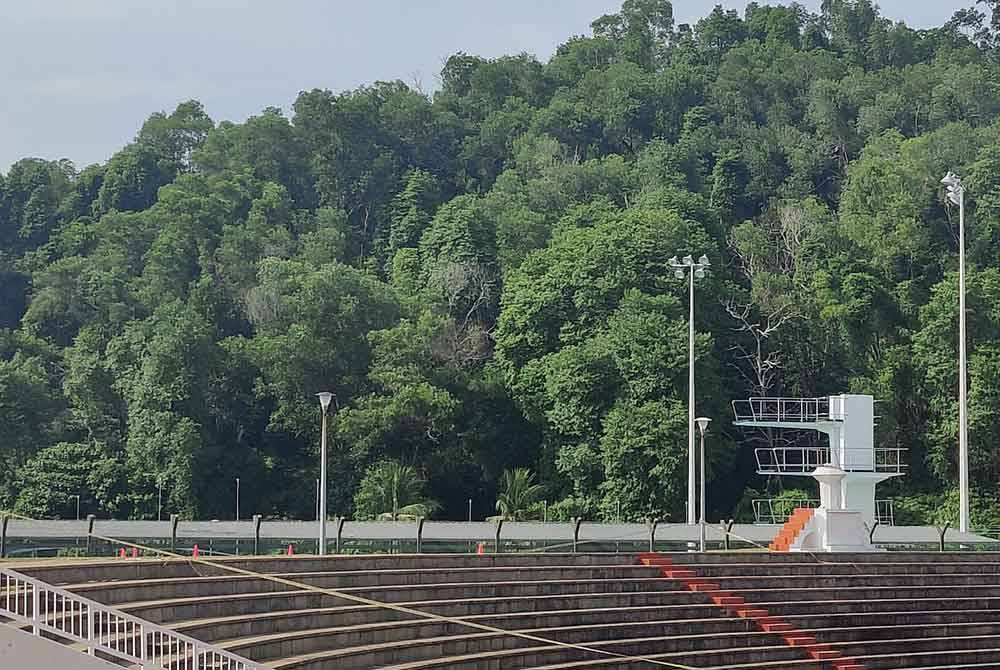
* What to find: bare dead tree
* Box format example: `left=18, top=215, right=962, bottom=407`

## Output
left=723, top=297, right=797, bottom=398
left=429, top=261, right=499, bottom=367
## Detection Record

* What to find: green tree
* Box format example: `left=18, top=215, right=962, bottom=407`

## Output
left=354, top=460, right=439, bottom=520
left=495, top=467, right=544, bottom=521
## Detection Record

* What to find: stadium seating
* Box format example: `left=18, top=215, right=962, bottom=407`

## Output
left=13, top=551, right=1000, bottom=669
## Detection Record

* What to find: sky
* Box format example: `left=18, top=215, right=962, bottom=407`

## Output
left=0, top=0, right=971, bottom=172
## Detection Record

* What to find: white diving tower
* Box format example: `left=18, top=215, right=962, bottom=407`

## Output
left=732, top=394, right=905, bottom=551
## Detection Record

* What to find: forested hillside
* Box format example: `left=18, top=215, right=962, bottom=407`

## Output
left=3, top=0, right=1000, bottom=525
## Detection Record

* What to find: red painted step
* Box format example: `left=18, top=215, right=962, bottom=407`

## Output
left=785, top=635, right=818, bottom=646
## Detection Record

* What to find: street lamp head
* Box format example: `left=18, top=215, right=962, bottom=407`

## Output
left=682, top=254, right=694, bottom=265
left=668, top=255, right=679, bottom=266
left=941, top=172, right=961, bottom=187
left=316, top=391, right=335, bottom=412
left=698, top=254, right=710, bottom=267
left=674, top=269, right=685, bottom=279
left=694, top=268, right=706, bottom=279
left=695, top=417, right=712, bottom=435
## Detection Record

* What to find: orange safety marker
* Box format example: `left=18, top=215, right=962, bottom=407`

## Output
left=192, top=544, right=199, bottom=558
left=287, top=543, right=294, bottom=556
left=476, top=542, right=485, bottom=555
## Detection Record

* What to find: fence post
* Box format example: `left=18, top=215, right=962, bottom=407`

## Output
left=85, top=515, right=97, bottom=557
left=31, top=583, right=39, bottom=635
left=722, top=519, right=735, bottom=550
left=572, top=517, right=582, bottom=553
left=335, top=517, right=346, bottom=554
left=494, top=519, right=503, bottom=553
left=867, top=520, right=880, bottom=545
left=647, top=518, right=657, bottom=552
left=252, top=515, right=262, bottom=555
left=170, top=514, right=179, bottom=553
left=416, top=517, right=425, bottom=553
left=0, top=515, right=8, bottom=559
left=85, top=603, right=94, bottom=655
left=936, top=523, right=951, bottom=552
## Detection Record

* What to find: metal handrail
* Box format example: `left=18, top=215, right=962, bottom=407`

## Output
left=0, top=567, right=266, bottom=670
left=732, top=397, right=840, bottom=423
left=754, top=446, right=907, bottom=474
left=752, top=498, right=895, bottom=526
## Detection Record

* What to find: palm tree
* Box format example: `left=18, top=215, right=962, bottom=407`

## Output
left=354, top=460, right=439, bottom=521
left=495, top=468, right=544, bottom=521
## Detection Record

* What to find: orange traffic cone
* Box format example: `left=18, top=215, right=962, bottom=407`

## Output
left=192, top=544, right=200, bottom=558
left=287, top=543, right=294, bottom=556
left=476, top=542, right=485, bottom=555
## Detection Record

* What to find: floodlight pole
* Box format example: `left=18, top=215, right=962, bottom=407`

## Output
left=670, top=254, right=710, bottom=526
left=942, top=172, right=970, bottom=534
left=688, top=266, right=696, bottom=526
left=957, top=182, right=970, bottom=534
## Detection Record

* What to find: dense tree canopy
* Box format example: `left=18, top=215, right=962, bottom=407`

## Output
left=2, top=0, right=999, bottom=527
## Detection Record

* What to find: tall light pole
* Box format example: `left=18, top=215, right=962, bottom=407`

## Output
left=235, top=478, right=240, bottom=521
left=70, top=495, right=81, bottom=521
left=157, top=481, right=163, bottom=521
left=696, top=417, right=712, bottom=552
left=316, top=392, right=335, bottom=555
left=670, top=254, right=711, bottom=525
left=942, top=172, right=970, bottom=533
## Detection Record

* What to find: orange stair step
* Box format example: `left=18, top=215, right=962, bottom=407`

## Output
left=785, top=636, right=817, bottom=646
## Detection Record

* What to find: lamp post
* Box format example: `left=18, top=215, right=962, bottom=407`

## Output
left=70, top=495, right=81, bottom=521
left=316, top=392, right=335, bottom=556
left=670, top=253, right=711, bottom=525
left=235, top=478, right=240, bottom=522
left=157, top=481, right=163, bottom=521
left=942, top=172, right=970, bottom=534
left=695, top=417, right=712, bottom=552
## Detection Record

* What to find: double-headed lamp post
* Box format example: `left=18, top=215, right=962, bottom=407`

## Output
left=696, top=417, right=711, bottom=552
left=942, top=172, right=970, bottom=534
left=317, top=392, right=335, bottom=555
left=670, top=254, right=711, bottom=526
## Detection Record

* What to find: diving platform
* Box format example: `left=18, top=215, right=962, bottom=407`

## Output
left=733, top=393, right=904, bottom=551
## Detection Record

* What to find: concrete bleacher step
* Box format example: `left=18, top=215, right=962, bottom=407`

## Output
left=71, top=573, right=687, bottom=606
left=19, top=553, right=636, bottom=586
left=121, top=588, right=716, bottom=626
left=274, top=639, right=820, bottom=670
left=14, top=552, right=1000, bottom=670
left=229, top=623, right=791, bottom=665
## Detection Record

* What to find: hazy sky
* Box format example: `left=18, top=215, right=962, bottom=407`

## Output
left=0, top=0, right=969, bottom=172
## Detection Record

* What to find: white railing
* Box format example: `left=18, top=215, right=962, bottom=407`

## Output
left=754, top=446, right=906, bottom=475
left=752, top=498, right=895, bottom=526
left=733, top=397, right=840, bottom=423
left=0, top=568, right=266, bottom=670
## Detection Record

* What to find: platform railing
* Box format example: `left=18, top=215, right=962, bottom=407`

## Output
left=752, top=498, right=895, bottom=526
left=754, top=446, right=906, bottom=475
left=732, top=397, right=840, bottom=423
left=0, top=567, right=266, bottom=669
